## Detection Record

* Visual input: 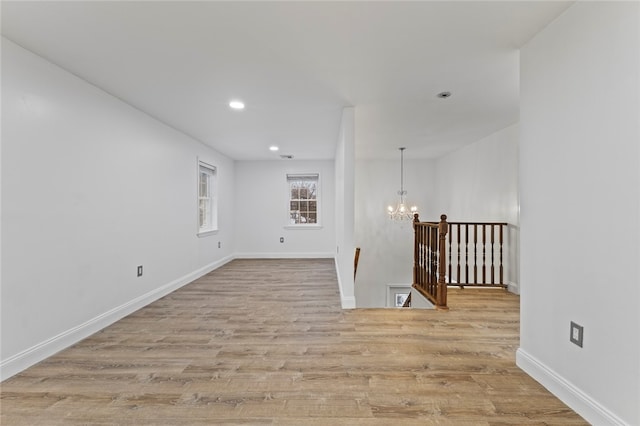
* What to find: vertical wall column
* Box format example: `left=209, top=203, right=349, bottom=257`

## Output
left=334, top=107, right=356, bottom=308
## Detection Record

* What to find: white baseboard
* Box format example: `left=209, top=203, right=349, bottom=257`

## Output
left=516, top=348, right=628, bottom=426
left=234, top=252, right=334, bottom=259
left=340, top=296, right=356, bottom=309
left=0, top=255, right=233, bottom=381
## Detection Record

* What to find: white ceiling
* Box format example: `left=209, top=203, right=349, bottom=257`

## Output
left=1, top=1, right=572, bottom=161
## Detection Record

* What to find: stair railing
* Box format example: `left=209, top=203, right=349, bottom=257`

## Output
left=413, top=214, right=449, bottom=309
left=413, top=213, right=509, bottom=310
left=445, top=221, right=508, bottom=288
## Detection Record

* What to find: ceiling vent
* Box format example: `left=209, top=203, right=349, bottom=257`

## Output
left=280, top=154, right=294, bottom=159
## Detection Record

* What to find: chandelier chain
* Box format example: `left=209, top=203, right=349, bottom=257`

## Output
left=387, top=147, right=418, bottom=221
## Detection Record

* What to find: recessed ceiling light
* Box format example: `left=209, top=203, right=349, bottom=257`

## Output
left=229, top=100, right=245, bottom=110
left=269, top=146, right=279, bottom=152
left=437, top=91, right=452, bottom=99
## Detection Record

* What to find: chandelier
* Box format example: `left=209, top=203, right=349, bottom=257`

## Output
left=387, top=147, right=418, bottom=221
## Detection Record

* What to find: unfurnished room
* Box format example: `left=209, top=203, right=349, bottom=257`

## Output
left=1, top=1, right=639, bottom=425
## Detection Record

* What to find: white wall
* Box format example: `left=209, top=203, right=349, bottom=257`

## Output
left=1, top=39, right=235, bottom=379
left=334, top=108, right=356, bottom=308
left=435, top=124, right=519, bottom=223
left=518, top=3, right=639, bottom=425
left=435, top=124, right=520, bottom=291
left=234, top=160, right=335, bottom=257
left=354, top=158, right=437, bottom=307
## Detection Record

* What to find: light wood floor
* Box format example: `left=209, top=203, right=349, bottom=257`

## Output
left=1, top=259, right=587, bottom=425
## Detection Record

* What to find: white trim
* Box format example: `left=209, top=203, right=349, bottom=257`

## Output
left=197, top=230, right=219, bottom=238
left=283, top=225, right=323, bottom=230
left=334, top=256, right=356, bottom=309
left=234, top=252, right=334, bottom=259
left=0, top=255, right=233, bottom=381
left=340, top=296, right=356, bottom=309
left=197, top=158, right=218, bottom=235
left=516, top=348, right=628, bottom=426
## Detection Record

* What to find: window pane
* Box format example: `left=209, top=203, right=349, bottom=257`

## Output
left=199, top=200, right=206, bottom=227
left=198, top=163, right=217, bottom=233
left=286, top=174, right=319, bottom=226
left=199, top=172, right=208, bottom=197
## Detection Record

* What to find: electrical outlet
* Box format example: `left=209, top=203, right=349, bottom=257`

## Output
left=280, top=237, right=284, bottom=243
left=570, top=321, right=583, bottom=347
left=137, top=265, right=143, bottom=277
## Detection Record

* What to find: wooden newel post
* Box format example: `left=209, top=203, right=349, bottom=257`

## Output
left=437, top=214, right=449, bottom=310
left=413, top=213, right=420, bottom=289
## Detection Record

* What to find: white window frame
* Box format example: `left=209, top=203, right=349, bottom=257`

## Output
left=197, top=160, right=218, bottom=237
left=285, top=173, right=322, bottom=229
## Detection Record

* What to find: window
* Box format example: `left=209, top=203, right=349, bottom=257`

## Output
left=198, top=161, right=217, bottom=235
left=287, top=174, right=319, bottom=225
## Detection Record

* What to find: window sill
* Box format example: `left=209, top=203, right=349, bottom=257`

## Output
left=284, top=225, right=323, bottom=230
left=197, top=230, right=219, bottom=238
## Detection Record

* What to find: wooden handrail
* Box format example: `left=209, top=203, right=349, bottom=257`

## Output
left=448, top=221, right=508, bottom=226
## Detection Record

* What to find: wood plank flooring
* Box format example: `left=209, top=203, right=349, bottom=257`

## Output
left=1, top=259, right=587, bottom=425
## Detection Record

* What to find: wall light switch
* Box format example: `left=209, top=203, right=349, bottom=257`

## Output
left=570, top=321, right=583, bottom=347
left=137, top=265, right=143, bottom=277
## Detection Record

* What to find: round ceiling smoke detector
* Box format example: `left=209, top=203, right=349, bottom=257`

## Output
left=437, top=91, right=452, bottom=99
